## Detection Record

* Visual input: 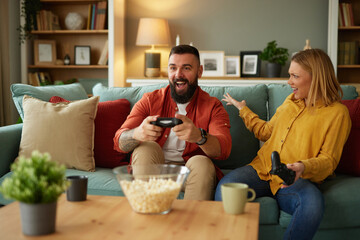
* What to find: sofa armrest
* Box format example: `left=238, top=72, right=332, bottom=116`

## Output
left=0, top=123, right=22, bottom=177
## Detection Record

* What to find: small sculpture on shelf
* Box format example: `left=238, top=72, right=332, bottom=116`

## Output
left=303, top=39, right=312, bottom=50
left=65, top=12, right=85, bottom=30
left=64, top=54, right=70, bottom=65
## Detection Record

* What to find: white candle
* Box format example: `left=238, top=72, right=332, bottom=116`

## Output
left=176, top=34, right=180, bottom=46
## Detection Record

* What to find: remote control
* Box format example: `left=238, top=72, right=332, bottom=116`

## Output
left=270, top=151, right=296, bottom=185
left=150, top=117, right=183, bottom=128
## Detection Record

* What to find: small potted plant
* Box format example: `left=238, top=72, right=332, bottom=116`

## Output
left=0, top=150, right=69, bottom=236
left=259, top=40, right=289, bottom=78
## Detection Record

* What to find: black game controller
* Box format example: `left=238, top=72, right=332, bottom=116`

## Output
left=150, top=117, right=183, bottom=128
left=270, top=151, right=295, bottom=186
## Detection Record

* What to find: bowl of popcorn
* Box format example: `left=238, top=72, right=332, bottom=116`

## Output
left=113, top=164, right=190, bottom=215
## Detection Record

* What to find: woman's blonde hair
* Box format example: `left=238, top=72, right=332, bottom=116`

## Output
left=292, top=49, right=342, bottom=107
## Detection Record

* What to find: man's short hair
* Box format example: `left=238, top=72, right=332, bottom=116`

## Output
left=169, top=45, right=200, bottom=64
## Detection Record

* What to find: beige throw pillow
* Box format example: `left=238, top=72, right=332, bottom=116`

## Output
left=19, top=95, right=99, bottom=171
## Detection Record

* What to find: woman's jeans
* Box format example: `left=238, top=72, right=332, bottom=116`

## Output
left=215, top=165, right=324, bottom=240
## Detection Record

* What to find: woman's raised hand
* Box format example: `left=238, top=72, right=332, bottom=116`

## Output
left=222, top=93, right=247, bottom=111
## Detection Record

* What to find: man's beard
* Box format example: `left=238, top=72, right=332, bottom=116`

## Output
left=170, top=78, right=198, bottom=104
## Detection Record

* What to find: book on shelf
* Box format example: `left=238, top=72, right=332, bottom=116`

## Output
left=338, top=41, right=345, bottom=65
left=87, top=4, right=92, bottom=30
left=28, top=72, right=52, bottom=86
left=96, top=1, right=107, bottom=30
left=349, top=41, right=359, bottom=65
left=338, top=4, right=345, bottom=27
left=36, top=10, right=60, bottom=31
left=28, top=73, right=40, bottom=86
left=98, top=39, right=108, bottom=65
left=87, top=1, right=107, bottom=30
left=91, top=3, right=97, bottom=30
left=347, top=3, right=355, bottom=26
left=338, top=41, right=359, bottom=65
left=339, top=3, right=355, bottom=27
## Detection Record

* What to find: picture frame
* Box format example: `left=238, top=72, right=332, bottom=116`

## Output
left=34, top=40, right=56, bottom=65
left=199, top=51, right=225, bottom=77
left=75, top=45, right=91, bottom=65
left=240, top=51, right=261, bottom=77
left=224, top=56, right=240, bottom=77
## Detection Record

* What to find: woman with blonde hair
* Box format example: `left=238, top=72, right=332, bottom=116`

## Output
left=215, top=49, right=351, bottom=240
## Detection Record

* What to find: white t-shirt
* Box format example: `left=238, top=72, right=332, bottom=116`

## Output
left=163, top=103, right=188, bottom=163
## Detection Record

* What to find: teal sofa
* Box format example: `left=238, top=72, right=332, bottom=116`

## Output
left=0, top=82, right=359, bottom=240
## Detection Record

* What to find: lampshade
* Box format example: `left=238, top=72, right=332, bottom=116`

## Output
left=136, top=18, right=171, bottom=78
left=136, top=18, right=171, bottom=47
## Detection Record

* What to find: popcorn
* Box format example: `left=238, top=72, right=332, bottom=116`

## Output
left=120, top=178, right=181, bottom=214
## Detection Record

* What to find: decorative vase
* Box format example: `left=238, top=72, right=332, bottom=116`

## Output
left=19, top=201, right=57, bottom=236
left=266, top=62, right=282, bottom=78
left=65, top=12, right=85, bottom=30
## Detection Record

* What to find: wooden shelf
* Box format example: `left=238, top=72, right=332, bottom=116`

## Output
left=338, top=65, right=360, bottom=68
left=31, top=30, right=108, bottom=34
left=29, top=65, right=108, bottom=69
left=339, top=26, right=360, bottom=30
left=40, top=0, right=103, bottom=3
left=126, top=78, right=289, bottom=87
left=130, top=77, right=288, bottom=81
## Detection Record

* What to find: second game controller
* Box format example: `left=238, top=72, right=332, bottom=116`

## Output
left=270, top=151, right=296, bottom=185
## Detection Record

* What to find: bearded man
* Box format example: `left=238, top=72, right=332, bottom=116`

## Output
left=114, top=45, right=232, bottom=200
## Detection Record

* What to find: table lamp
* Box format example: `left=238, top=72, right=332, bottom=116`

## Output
left=136, top=18, right=171, bottom=77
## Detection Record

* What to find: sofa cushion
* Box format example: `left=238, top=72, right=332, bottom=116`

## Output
left=336, top=99, right=360, bottom=176
left=0, top=124, right=22, bottom=178
left=267, top=84, right=359, bottom=119
left=11, top=83, right=88, bottom=120
left=19, top=95, right=99, bottom=171
left=279, top=174, right=360, bottom=229
left=202, top=84, right=268, bottom=169
left=92, top=83, right=167, bottom=106
left=94, top=99, right=131, bottom=168
left=50, top=96, right=131, bottom=168
left=255, top=196, right=280, bottom=225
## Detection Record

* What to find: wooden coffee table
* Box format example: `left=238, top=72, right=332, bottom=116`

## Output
left=0, top=194, right=259, bottom=240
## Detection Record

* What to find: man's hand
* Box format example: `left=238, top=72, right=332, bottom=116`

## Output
left=172, top=114, right=202, bottom=143
left=133, top=116, right=163, bottom=142
left=119, top=116, right=163, bottom=152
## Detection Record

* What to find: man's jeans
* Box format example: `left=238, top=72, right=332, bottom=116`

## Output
left=215, top=165, right=324, bottom=240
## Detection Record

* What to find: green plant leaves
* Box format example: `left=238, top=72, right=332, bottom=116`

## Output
left=19, top=0, right=42, bottom=43
left=260, top=40, right=289, bottom=66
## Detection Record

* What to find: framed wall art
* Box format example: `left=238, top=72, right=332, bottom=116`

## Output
left=224, top=56, right=240, bottom=77
left=34, top=40, right=56, bottom=65
left=75, top=45, right=91, bottom=65
left=199, top=51, right=225, bottom=77
left=240, top=51, right=261, bottom=77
